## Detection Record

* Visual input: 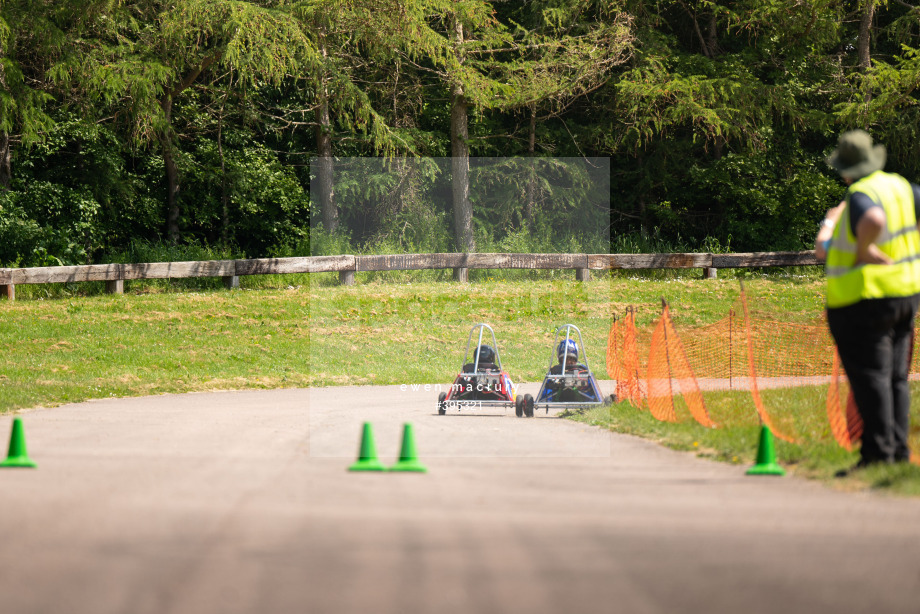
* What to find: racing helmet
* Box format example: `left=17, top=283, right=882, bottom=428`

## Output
left=475, top=345, right=496, bottom=364
left=557, top=339, right=578, bottom=362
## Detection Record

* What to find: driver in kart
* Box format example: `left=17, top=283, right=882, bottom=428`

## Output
left=463, top=345, right=498, bottom=373
left=459, top=344, right=513, bottom=400
left=547, top=339, right=593, bottom=401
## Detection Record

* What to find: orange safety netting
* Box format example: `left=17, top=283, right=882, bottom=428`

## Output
left=607, top=307, right=645, bottom=406
left=737, top=284, right=796, bottom=443
left=646, top=303, right=715, bottom=427
left=827, top=350, right=862, bottom=452
left=606, top=284, right=920, bottom=458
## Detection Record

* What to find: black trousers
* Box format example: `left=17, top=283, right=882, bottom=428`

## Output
left=827, top=294, right=920, bottom=463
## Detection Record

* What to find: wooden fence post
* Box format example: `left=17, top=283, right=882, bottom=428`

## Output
left=339, top=270, right=355, bottom=286
left=704, top=267, right=717, bottom=279
left=105, top=280, right=124, bottom=294
left=1, top=284, right=13, bottom=301
left=223, top=275, right=239, bottom=290
left=576, top=268, right=591, bottom=281
left=453, top=267, right=469, bottom=283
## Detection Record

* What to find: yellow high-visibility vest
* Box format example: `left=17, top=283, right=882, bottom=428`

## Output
left=826, top=171, right=920, bottom=308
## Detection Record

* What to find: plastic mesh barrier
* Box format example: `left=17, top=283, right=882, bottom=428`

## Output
left=606, top=286, right=920, bottom=460
left=646, top=303, right=715, bottom=427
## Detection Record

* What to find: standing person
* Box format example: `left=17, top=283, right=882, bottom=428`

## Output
left=815, top=129, right=920, bottom=474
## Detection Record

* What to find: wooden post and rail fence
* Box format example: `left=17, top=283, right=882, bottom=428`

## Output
left=0, top=251, right=822, bottom=301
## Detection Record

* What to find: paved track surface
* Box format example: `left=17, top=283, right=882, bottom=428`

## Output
left=1, top=383, right=919, bottom=614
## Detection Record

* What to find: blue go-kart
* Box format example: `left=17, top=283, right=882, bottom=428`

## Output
left=532, top=324, right=615, bottom=415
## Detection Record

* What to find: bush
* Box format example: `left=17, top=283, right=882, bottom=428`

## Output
left=0, top=183, right=100, bottom=266
left=179, top=136, right=311, bottom=256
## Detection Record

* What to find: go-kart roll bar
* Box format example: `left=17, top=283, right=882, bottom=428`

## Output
left=547, top=324, right=592, bottom=374
left=464, top=323, right=503, bottom=372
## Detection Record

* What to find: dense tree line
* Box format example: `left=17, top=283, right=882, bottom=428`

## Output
left=0, top=0, right=918, bottom=267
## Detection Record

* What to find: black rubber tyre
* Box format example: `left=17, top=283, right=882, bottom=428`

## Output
left=437, top=391, right=447, bottom=415
left=515, top=396, right=524, bottom=418
left=605, top=393, right=618, bottom=405
left=524, top=394, right=534, bottom=418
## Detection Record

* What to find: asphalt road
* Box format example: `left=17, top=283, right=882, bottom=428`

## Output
left=1, top=383, right=919, bottom=614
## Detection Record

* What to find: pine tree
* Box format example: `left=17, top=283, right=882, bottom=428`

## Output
left=394, top=0, right=631, bottom=255
left=51, top=0, right=315, bottom=242
left=0, top=1, right=61, bottom=188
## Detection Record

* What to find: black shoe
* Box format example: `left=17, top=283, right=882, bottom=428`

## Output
left=834, top=459, right=877, bottom=478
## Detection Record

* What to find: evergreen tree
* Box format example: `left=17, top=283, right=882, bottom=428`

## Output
left=51, top=0, right=314, bottom=242
left=0, top=0, right=64, bottom=187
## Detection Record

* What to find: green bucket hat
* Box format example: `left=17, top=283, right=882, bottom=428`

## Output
left=827, top=129, right=886, bottom=180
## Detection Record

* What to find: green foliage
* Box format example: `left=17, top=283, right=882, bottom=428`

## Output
left=593, top=0, right=858, bottom=250
left=180, top=133, right=311, bottom=254
left=834, top=46, right=920, bottom=179
left=320, top=156, right=609, bottom=257
left=0, top=112, right=163, bottom=265
left=307, top=226, right=353, bottom=257
left=469, top=157, right=610, bottom=241
left=0, top=1, right=57, bottom=144
left=4, top=0, right=920, bottom=260
left=107, top=238, right=234, bottom=265
left=488, top=0, right=634, bottom=112
left=0, top=182, right=100, bottom=266
left=325, top=157, right=452, bottom=251
left=687, top=142, right=842, bottom=250
left=611, top=228, right=693, bottom=254
left=613, top=52, right=770, bottom=150
left=0, top=199, right=40, bottom=267
left=160, top=0, right=314, bottom=87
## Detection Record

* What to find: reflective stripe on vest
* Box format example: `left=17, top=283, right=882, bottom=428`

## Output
left=825, top=171, right=920, bottom=308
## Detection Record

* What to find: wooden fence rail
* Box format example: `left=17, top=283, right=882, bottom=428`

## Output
left=0, top=251, right=821, bottom=300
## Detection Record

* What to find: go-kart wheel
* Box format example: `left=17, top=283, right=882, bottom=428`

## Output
left=437, top=391, right=447, bottom=415
left=605, top=393, right=618, bottom=405
left=524, top=394, right=534, bottom=418
left=515, top=396, right=524, bottom=418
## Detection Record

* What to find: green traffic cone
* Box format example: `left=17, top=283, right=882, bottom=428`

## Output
left=0, top=417, right=37, bottom=469
left=746, top=424, right=785, bottom=476
left=348, top=422, right=385, bottom=472
left=389, top=423, right=427, bottom=473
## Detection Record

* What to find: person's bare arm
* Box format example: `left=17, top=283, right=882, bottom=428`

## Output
left=814, top=201, right=846, bottom=261
left=854, top=206, right=892, bottom=265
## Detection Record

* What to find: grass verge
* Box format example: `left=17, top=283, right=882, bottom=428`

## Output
left=567, top=384, right=920, bottom=496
